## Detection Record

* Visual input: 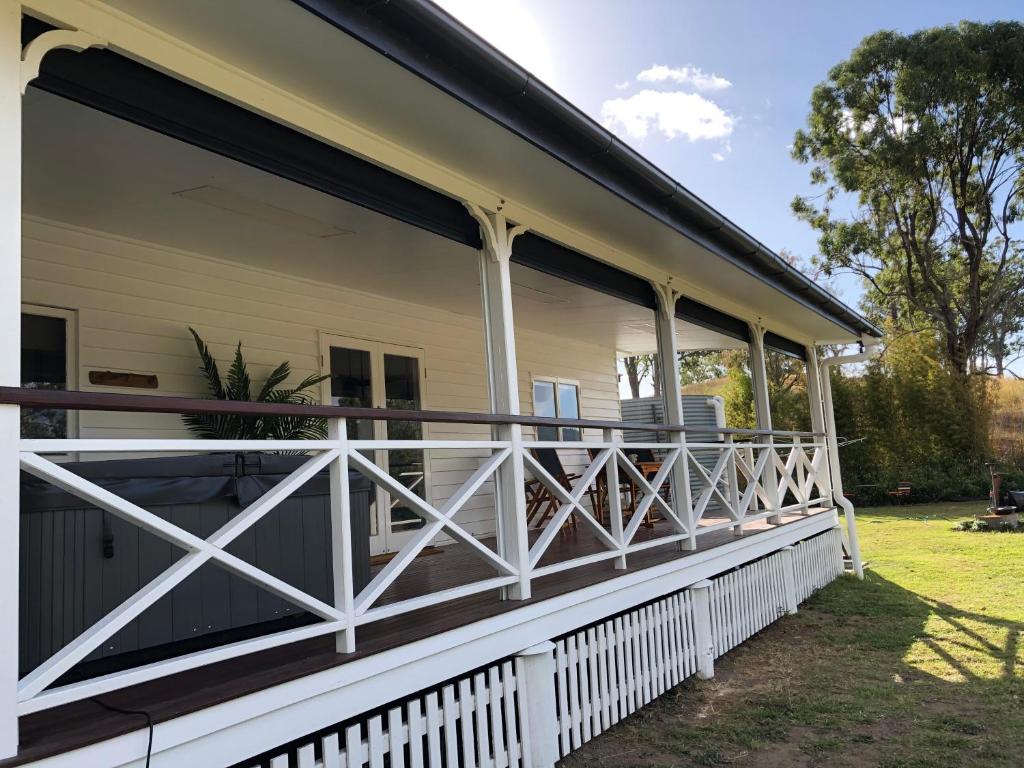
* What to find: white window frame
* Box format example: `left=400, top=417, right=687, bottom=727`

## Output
left=21, top=303, right=78, bottom=440
left=531, top=375, right=582, bottom=441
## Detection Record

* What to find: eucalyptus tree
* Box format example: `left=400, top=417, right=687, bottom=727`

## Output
left=792, top=21, right=1024, bottom=376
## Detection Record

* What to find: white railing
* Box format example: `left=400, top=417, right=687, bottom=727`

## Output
left=12, top=396, right=830, bottom=715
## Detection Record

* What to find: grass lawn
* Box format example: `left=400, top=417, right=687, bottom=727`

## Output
left=560, top=502, right=1024, bottom=768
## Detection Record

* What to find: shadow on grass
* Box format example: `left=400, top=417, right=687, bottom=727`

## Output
left=559, top=571, right=1024, bottom=768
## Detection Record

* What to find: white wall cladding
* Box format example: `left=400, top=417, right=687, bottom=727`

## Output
left=20, top=217, right=621, bottom=541
left=248, top=531, right=845, bottom=768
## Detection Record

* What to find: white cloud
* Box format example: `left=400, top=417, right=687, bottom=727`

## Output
left=614, top=80, right=631, bottom=90
left=601, top=90, right=735, bottom=142
left=712, top=152, right=725, bottom=162
left=636, top=64, right=732, bottom=92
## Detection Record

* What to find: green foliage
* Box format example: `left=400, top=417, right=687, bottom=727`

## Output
left=184, top=327, right=330, bottom=440
left=766, top=349, right=812, bottom=432
left=721, top=355, right=756, bottom=430
left=717, top=349, right=812, bottom=432
left=832, top=327, right=995, bottom=504
left=678, top=350, right=726, bottom=387
left=792, top=21, right=1024, bottom=374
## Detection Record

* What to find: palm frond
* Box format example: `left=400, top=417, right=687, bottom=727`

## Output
left=225, top=342, right=252, bottom=401
left=255, top=361, right=292, bottom=403
left=184, top=329, right=330, bottom=442
left=188, top=327, right=225, bottom=399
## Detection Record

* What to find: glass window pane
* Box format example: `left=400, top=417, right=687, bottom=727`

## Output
left=558, top=383, right=579, bottom=419
left=558, top=383, right=581, bottom=441
left=534, top=381, right=558, bottom=441
left=534, top=381, right=556, bottom=418
left=21, top=313, right=67, bottom=438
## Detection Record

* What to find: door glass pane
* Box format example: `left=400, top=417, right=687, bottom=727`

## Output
left=328, top=346, right=374, bottom=440
left=384, top=353, right=426, bottom=532
left=21, top=313, right=67, bottom=438
left=534, top=381, right=558, bottom=441
left=328, top=346, right=377, bottom=536
left=558, top=383, right=581, bottom=442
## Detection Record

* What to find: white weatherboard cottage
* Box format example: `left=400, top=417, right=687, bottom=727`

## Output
left=0, top=2, right=880, bottom=766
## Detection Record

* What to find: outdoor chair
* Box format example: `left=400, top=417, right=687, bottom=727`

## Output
left=586, top=447, right=637, bottom=524
left=887, top=481, right=912, bottom=503
left=597, top=447, right=661, bottom=529
left=525, top=448, right=600, bottom=532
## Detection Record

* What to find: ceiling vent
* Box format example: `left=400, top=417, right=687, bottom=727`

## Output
left=173, top=186, right=354, bottom=238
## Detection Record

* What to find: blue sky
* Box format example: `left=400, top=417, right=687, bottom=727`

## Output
left=435, top=0, right=1024, bottom=310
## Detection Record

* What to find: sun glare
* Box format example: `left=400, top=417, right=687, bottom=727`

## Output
left=432, top=0, right=559, bottom=90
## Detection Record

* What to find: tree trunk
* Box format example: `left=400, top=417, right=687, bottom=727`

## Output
left=624, top=357, right=641, bottom=399
left=994, top=327, right=1006, bottom=377
left=652, top=355, right=662, bottom=398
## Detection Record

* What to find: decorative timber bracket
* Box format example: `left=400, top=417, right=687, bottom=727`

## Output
left=20, top=28, right=108, bottom=94
left=464, top=202, right=527, bottom=263
left=651, top=281, right=679, bottom=320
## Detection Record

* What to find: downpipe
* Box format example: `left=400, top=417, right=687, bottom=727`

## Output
left=818, top=339, right=881, bottom=579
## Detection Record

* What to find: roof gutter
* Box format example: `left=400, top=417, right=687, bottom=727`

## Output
left=290, top=0, right=882, bottom=339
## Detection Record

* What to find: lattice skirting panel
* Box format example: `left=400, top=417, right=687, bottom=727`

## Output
left=245, top=529, right=845, bottom=768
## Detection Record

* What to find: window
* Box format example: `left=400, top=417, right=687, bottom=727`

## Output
left=533, top=378, right=581, bottom=442
left=21, top=307, right=76, bottom=439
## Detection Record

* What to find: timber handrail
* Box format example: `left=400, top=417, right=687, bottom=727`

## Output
left=0, top=387, right=824, bottom=438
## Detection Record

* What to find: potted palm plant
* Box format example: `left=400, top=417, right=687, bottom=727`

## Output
left=184, top=327, right=330, bottom=440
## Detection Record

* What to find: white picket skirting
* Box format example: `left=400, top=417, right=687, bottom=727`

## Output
left=249, top=528, right=845, bottom=768
left=708, top=550, right=789, bottom=657
left=17, top=427, right=830, bottom=714
left=552, top=590, right=698, bottom=756
left=792, top=525, right=846, bottom=603
left=257, top=660, right=524, bottom=768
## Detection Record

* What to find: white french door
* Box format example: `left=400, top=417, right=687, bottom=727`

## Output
left=320, top=334, right=428, bottom=555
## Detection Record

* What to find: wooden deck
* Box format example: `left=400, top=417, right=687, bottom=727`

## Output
left=3, top=510, right=830, bottom=766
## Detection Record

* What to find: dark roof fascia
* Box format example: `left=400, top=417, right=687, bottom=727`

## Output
left=764, top=331, right=809, bottom=361
left=289, top=0, right=881, bottom=340
left=675, top=296, right=751, bottom=343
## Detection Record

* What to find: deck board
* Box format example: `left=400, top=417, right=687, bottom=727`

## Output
left=2, top=510, right=830, bottom=766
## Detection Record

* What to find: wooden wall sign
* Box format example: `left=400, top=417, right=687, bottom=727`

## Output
left=88, top=370, right=159, bottom=389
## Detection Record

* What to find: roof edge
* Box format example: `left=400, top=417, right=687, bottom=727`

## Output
left=290, top=0, right=882, bottom=339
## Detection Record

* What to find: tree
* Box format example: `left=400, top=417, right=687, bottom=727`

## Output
left=621, top=354, right=660, bottom=398
left=678, top=350, right=725, bottom=387
left=792, top=21, right=1024, bottom=376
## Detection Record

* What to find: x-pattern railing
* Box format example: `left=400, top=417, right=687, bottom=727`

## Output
left=524, top=446, right=619, bottom=568
left=15, top=421, right=829, bottom=714
left=352, top=445, right=518, bottom=619
left=18, top=439, right=347, bottom=711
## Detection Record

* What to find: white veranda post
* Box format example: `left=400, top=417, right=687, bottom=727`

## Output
left=804, top=346, right=832, bottom=498
left=466, top=204, right=531, bottom=600
left=653, top=284, right=695, bottom=549
left=747, top=323, right=782, bottom=523
left=0, top=0, right=19, bottom=757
